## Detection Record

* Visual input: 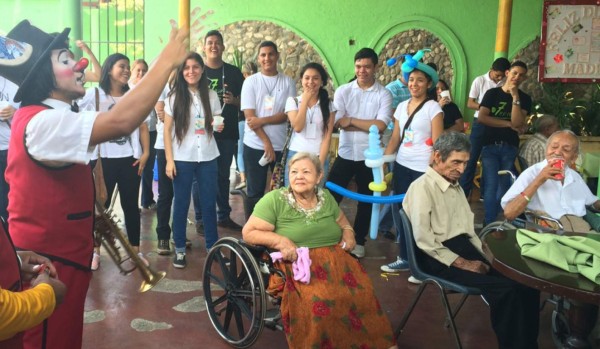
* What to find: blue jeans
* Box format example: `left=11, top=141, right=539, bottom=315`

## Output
left=192, top=139, right=235, bottom=223
left=237, top=121, right=245, bottom=174
left=481, top=143, right=518, bottom=225
left=460, top=118, right=485, bottom=197
left=172, top=160, right=218, bottom=252
left=392, top=162, right=424, bottom=261
left=284, top=149, right=330, bottom=187
left=0, top=149, right=8, bottom=220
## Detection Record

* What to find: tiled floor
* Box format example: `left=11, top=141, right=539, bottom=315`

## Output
left=82, top=184, right=597, bottom=349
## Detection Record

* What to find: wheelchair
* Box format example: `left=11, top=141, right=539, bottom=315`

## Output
left=202, top=237, right=284, bottom=348
left=478, top=169, right=572, bottom=348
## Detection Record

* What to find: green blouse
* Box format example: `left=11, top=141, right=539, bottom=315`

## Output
left=252, top=188, right=342, bottom=248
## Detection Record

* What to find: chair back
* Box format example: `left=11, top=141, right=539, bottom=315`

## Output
left=392, top=206, right=481, bottom=295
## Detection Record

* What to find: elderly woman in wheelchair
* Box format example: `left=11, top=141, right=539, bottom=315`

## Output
left=238, top=152, right=397, bottom=349
left=500, top=130, right=600, bottom=234
left=202, top=152, right=397, bottom=348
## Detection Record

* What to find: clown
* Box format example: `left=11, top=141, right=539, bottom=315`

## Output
left=0, top=20, right=189, bottom=349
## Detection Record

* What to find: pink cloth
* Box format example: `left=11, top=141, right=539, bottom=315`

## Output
left=270, top=247, right=312, bottom=284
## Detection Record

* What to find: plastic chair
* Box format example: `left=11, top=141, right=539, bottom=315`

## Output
left=393, top=208, right=483, bottom=349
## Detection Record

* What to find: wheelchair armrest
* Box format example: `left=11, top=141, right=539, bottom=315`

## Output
left=523, top=210, right=565, bottom=232
left=239, top=240, right=269, bottom=257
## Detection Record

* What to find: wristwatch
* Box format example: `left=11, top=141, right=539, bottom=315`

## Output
left=512, top=100, right=520, bottom=106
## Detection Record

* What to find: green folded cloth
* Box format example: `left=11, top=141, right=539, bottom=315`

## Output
left=516, top=229, right=600, bottom=285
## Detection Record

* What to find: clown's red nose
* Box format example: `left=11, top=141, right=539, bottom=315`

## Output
left=73, top=58, right=89, bottom=72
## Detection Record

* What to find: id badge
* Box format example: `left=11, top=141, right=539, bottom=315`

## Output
left=195, top=116, right=205, bottom=135
left=403, top=128, right=414, bottom=147
left=306, top=123, right=317, bottom=139
left=264, top=95, right=275, bottom=112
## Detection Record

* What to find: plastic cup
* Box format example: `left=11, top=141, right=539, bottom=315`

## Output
left=258, top=153, right=270, bottom=166
left=440, top=90, right=451, bottom=101
left=212, top=115, right=224, bottom=126
left=552, top=158, right=565, bottom=180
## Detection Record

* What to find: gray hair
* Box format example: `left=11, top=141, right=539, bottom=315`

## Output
left=432, top=131, right=471, bottom=161
left=536, top=114, right=558, bottom=133
left=546, top=129, right=580, bottom=155
left=288, top=152, right=322, bottom=176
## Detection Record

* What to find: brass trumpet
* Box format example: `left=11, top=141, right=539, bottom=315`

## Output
left=94, top=187, right=166, bottom=292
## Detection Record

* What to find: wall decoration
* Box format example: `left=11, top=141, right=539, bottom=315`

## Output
left=540, top=0, right=600, bottom=83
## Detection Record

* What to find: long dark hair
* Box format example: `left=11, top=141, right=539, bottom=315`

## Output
left=168, top=52, right=213, bottom=144
left=99, top=53, right=130, bottom=96
left=299, top=62, right=330, bottom=133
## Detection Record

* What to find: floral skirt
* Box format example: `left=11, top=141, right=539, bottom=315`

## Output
left=267, top=245, right=395, bottom=349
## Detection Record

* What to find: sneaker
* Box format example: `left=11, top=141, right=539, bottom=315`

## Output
left=350, top=244, right=365, bottom=258
left=234, top=181, right=246, bottom=190
left=173, top=253, right=186, bottom=269
left=157, top=239, right=171, bottom=255
left=380, top=257, right=409, bottom=272
left=137, top=252, right=150, bottom=267
left=91, top=252, right=100, bottom=271
left=218, top=217, right=242, bottom=231
left=408, top=275, right=423, bottom=285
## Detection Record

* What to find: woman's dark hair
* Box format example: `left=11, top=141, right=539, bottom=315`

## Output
left=168, top=52, right=213, bottom=144
left=437, top=79, right=449, bottom=91
left=20, top=56, right=56, bottom=106
left=99, top=53, right=130, bottom=95
left=299, top=62, right=330, bottom=133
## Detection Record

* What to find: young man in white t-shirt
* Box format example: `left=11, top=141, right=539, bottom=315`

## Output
left=327, top=48, right=392, bottom=258
left=240, top=41, right=296, bottom=214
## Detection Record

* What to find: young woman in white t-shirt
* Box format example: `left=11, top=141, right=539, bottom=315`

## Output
left=381, top=67, right=443, bottom=275
left=164, top=52, right=223, bottom=269
left=80, top=53, right=150, bottom=270
left=284, top=63, right=335, bottom=186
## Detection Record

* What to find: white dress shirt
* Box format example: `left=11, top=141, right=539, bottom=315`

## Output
left=333, top=80, right=392, bottom=161
left=501, top=160, right=598, bottom=218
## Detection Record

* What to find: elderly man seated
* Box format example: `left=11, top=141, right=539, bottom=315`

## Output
left=403, top=131, right=540, bottom=349
left=502, top=130, right=599, bottom=232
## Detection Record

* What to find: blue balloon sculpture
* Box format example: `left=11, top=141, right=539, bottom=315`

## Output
left=325, top=126, right=404, bottom=240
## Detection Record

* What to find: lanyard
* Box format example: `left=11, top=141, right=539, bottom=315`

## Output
left=260, top=73, right=280, bottom=96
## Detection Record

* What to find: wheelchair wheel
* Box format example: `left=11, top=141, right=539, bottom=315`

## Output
left=551, top=309, right=570, bottom=348
left=203, top=237, right=267, bottom=348
left=478, top=221, right=516, bottom=240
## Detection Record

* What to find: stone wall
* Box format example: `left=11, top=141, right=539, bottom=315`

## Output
left=195, top=21, right=334, bottom=95
left=195, top=21, right=453, bottom=95
left=378, top=30, right=453, bottom=90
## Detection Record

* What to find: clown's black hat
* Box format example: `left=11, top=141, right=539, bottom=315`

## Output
left=0, top=20, right=70, bottom=102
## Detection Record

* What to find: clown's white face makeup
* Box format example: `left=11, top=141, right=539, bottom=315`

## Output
left=50, top=49, right=86, bottom=103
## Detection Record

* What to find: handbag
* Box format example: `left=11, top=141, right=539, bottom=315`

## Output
left=270, top=98, right=297, bottom=190
left=92, top=88, right=108, bottom=205
left=270, top=121, right=293, bottom=190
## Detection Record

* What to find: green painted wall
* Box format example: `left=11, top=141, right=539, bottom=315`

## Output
left=1, top=0, right=545, bottom=118
left=144, top=0, right=544, bottom=118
